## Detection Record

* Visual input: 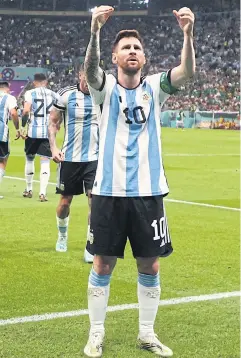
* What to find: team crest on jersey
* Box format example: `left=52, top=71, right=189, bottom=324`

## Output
left=142, top=91, right=151, bottom=102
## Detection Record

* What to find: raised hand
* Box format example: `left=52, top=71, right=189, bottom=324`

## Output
left=173, top=7, right=195, bottom=35
left=91, top=5, right=114, bottom=33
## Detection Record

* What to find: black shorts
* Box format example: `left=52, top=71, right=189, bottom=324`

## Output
left=0, top=141, right=9, bottom=158
left=56, top=160, right=98, bottom=196
left=90, top=195, right=173, bottom=258
left=25, top=137, right=52, bottom=158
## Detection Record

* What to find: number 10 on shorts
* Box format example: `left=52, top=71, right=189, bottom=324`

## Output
left=151, top=217, right=171, bottom=247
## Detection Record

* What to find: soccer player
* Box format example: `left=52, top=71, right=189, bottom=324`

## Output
left=176, top=109, right=185, bottom=129
left=83, top=5, right=195, bottom=358
left=48, top=66, right=99, bottom=262
left=22, top=73, right=56, bottom=202
left=0, top=82, right=20, bottom=199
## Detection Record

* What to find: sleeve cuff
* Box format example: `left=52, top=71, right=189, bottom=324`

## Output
left=53, top=103, right=65, bottom=111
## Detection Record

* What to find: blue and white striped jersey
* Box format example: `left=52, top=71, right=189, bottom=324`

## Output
left=88, top=71, right=177, bottom=197
left=54, top=84, right=99, bottom=163
left=25, top=87, right=56, bottom=139
left=0, top=92, right=17, bottom=142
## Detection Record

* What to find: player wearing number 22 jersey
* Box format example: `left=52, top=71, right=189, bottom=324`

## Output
left=22, top=73, right=57, bottom=201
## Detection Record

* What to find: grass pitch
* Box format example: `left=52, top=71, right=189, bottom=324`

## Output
left=0, top=128, right=240, bottom=358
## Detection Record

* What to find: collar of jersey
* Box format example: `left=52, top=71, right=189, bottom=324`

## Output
left=117, top=76, right=146, bottom=90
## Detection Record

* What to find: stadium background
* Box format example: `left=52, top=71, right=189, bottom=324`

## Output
left=0, top=0, right=240, bottom=357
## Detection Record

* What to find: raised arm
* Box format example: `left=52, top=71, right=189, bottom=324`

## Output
left=170, top=7, right=196, bottom=88
left=84, top=5, right=114, bottom=90
left=48, top=107, right=64, bottom=163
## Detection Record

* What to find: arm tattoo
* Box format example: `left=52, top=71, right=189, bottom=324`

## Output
left=84, top=32, right=103, bottom=90
left=22, top=113, right=29, bottom=127
left=48, top=109, right=62, bottom=151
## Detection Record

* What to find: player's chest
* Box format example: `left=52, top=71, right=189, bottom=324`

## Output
left=67, top=94, right=96, bottom=123
left=110, top=86, right=154, bottom=126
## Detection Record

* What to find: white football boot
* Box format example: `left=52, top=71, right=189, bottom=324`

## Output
left=84, top=331, right=104, bottom=357
left=138, top=333, right=173, bottom=357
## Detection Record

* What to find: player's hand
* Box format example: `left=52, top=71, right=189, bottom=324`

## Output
left=91, top=5, right=114, bottom=33
left=20, top=127, right=28, bottom=140
left=52, top=147, right=64, bottom=163
left=14, top=130, right=21, bottom=140
left=173, top=7, right=195, bottom=35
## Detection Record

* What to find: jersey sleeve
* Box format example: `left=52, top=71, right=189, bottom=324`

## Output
left=7, top=95, right=18, bottom=110
left=54, top=91, right=66, bottom=111
left=88, top=72, right=114, bottom=105
left=160, top=70, right=178, bottom=96
left=24, top=90, right=32, bottom=104
left=147, top=70, right=178, bottom=105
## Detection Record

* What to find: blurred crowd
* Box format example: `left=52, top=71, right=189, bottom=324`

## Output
left=0, top=0, right=239, bottom=12
left=0, top=8, right=239, bottom=111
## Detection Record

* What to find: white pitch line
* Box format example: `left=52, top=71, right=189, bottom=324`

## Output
left=5, top=175, right=56, bottom=186
left=164, top=153, right=240, bottom=157
left=4, top=176, right=240, bottom=212
left=0, top=291, right=240, bottom=327
left=165, top=198, right=240, bottom=212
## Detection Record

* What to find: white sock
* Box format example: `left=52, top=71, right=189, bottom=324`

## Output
left=25, top=157, right=35, bottom=192
left=138, top=272, right=161, bottom=337
left=39, top=159, right=50, bottom=196
left=0, top=168, right=5, bottom=184
left=88, top=268, right=111, bottom=335
left=56, top=215, right=69, bottom=237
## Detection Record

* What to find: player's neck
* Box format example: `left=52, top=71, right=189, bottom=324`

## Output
left=117, top=69, right=141, bottom=89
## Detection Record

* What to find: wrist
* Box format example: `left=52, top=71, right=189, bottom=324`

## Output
left=90, top=28, right=100, bottom=36
left=183, top=31, right=194, bottom=39
left=51, top=144, right=58, bottom=151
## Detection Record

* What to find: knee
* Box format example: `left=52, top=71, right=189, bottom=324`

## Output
left=58, top=202, right=70, bottom=217
left=26, top=155, right=35, bottom=162
left=40, top=158, right=50, bottom=173
left=137, top=258, right=160, bottom=275
left=93, top=256, right=116, bottom=276
left=25, top=156, right=35, bottom=175
left=40, top=157, right=50, bottom=164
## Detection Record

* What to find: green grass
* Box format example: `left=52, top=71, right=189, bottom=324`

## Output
left=0, top=128, right=240, bottom=358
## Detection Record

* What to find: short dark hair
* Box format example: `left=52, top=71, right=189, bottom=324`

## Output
left=112, top=30, right=144, bottom=51
left=0, top=81, right=10, bottom=88
left=34, top=73, right=47, bottom=82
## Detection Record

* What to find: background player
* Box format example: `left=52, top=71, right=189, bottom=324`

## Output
left=48, top=66, right=99, bottom=262
left=83, top=5, right=195, bottom=358
left=176, top=109, right=185, bottom=129
left=22, top=73, right=56, bottom=202
left=0, top=81, right=20, bottom=199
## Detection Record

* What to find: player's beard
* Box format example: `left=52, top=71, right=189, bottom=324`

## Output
left=121, top=64, right=142, bottom=76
